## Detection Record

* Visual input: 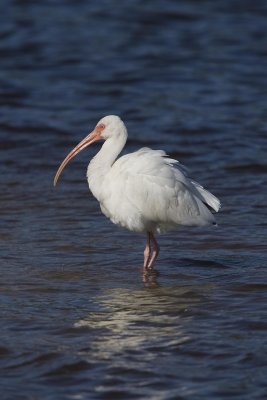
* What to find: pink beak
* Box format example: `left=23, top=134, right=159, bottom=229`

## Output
left=53, top=128, right=102, bottom=187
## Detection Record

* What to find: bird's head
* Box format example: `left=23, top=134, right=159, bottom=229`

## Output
left=53, top=115, right=126, bottom=187
left=97, top=115, right=126, bottom=140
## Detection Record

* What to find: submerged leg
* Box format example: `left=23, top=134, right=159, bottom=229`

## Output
left=147, top=232, right=160, bottom=270
left=143, top=232, right=151, bottom=269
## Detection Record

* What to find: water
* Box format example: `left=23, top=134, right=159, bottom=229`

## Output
left=1, top=0, right=267, bottom=399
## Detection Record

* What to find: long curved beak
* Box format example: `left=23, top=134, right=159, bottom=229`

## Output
left=54, top=129, right=101, bottom=187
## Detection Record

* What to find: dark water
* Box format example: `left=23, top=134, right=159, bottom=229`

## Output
left=1, top=0, right=267, bottom=399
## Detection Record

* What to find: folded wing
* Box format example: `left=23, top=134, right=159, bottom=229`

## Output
left=101, top=148, right=220, bottom=232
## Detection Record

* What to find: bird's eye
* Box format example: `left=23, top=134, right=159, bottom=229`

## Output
left=99, top=123, right=105, bottom=130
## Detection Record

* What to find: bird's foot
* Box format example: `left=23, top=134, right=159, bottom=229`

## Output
left=142, top=267, right=159, bottom=287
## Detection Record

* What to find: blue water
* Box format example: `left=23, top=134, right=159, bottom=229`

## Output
left=1, top=0, right=267, bottom=399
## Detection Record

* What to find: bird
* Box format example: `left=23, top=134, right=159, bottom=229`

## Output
left=54, top=115, right=221, bottom=270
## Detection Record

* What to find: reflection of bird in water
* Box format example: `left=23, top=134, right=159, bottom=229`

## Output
left=74, top=285, right=195, bottom=359
left=54, top=115, right=220, bottom=269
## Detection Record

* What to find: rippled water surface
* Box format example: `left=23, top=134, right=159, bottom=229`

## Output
left=1, top=0, right=267, bottom=399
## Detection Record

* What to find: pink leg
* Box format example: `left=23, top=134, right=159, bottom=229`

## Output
left=147, top=232, right=160, bottom=269
left=143, top=232, right=151, bottom=268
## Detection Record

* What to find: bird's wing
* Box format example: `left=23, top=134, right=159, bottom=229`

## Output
left=102, top=148, right=218, bottom=228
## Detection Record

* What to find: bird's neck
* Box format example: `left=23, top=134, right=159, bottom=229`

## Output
left=87, top=133, right=127, bottom=201
left=93, top=134, right=127, bottom=168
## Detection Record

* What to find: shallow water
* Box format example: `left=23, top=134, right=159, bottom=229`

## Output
left=1, top=0, right=267, bottom=399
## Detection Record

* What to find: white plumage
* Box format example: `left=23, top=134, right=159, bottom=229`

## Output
left=54, top=115, right=221, bottom=269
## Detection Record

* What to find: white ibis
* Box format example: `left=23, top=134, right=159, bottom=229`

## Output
left=54, top=115, right=220, bottom=269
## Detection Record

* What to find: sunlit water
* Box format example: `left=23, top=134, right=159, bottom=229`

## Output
left=1, top=1, right=267, bottom=399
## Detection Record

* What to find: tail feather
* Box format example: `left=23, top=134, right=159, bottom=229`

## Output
left=191, top=180, right=221, bottom=213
